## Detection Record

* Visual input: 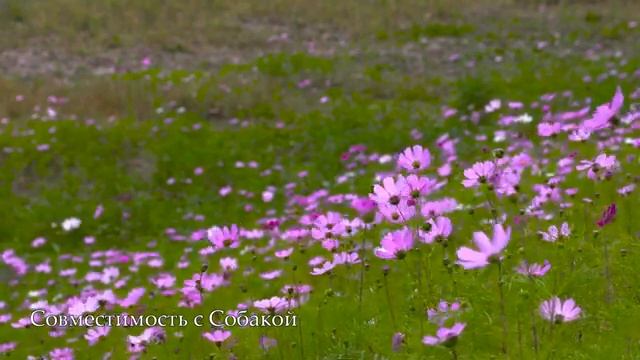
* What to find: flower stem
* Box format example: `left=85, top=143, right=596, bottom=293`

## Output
left=383, top=274, right=397, bottom=329
left=602, top=237, right=614, bottom=304
left=497, top=261, right=508, bottom=355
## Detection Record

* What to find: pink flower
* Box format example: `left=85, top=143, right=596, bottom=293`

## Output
left=538, top=223, right=570, bottom=242
left=392, top=332, right=406, bottom=352
left=275, top=248, right=294, bottom=259
left=462, top=161, right=496, bottom=188
left=311, top=212, right=345, bottom=240
left=50, top=347, right=74, bottom=360
left=310, top=261, right=335, bottom=275
left=254, top=296, right=289, bottom=313
left=220, top=257, right=238, bottom=271
left=351, top=197, right=377, bottom=215
left=427, top=300, right=462, bottom=326
left=0, top=342, right=16, bottom=354
left=581, top=86, right=623, bottom=131
left=576, top=153, right=617, bottom=180
left=422, top=323, right=466, bottom=346
left=537, top=122, right=562, bottom=137
left=370, top=176, right=407, bottom=206
left=397, top=145, right=431, bottom=172
left=405, top=175, right=439, bottom=199
left=203, top=329, right=231, bottom=346
left=378, top=199, right=416, bottom=223
left=84, top=326, right=111, bottom=346
left=374, top=228, right=414, bottom=260
left=540, top=297, right=581, bottom=323
left=596, top=203, right=616, bottom=228
left=516, top=260, right=551, bottom=277
left=456, top=224, right=511, bottom=269
left=207, top=225, right=240, bottom=249
left=93, top=204, right=104, bottom=219
left=332, top=251, right=360, bottom=265
left=419, top=216, right=453, bottom=244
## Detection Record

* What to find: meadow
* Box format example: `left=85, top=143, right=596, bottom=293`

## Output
left=1, top=0, right=640, bottom=358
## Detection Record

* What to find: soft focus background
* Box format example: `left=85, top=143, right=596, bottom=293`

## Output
left=0, top=0, right=639, bottom=359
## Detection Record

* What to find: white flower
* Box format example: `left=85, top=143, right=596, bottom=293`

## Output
left=61, top=217, right=82, bottom=232
left=485, top=99, right=502, bottom=113
left=515, top=113, right=533, bottom=123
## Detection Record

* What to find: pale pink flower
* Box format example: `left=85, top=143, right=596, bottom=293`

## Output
left=456, top=224, right=511, bottom=269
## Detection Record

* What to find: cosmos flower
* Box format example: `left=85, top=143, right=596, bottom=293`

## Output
left=259, top=335, right=278, bottom=350
left=462, top=161, right=496, bottom=188
left=0, top=342, right=16, bottom=354
left=539, top=297, right=581, bottom=323
left=576, top=153, right=618, bottom=180
left=374, top=227, right=414, bottom=260
left=397, top=145, right=431, bottom=172
left=311, top=212, right=346, bottom=240
left=516, top=260, right=551, bottom=277
left=84, top=326, right=111, bottom=346
left=203, top=329, right=231, bottom=346
left=596, top=203, right=616, bottom=228
left=310, top=261, right=335, bottom=275
left=49, top=347, right=74, bottom=360
left=422, top=323, right=466, bottom=346
left=404, top=175, right=439, bottom=199
left=419, top=216, right=453, bottom=244
left=538, top=223, right=570, bottom=242
left=392, top=332, right=406, bottom=352
left=378, top=198, right=416, bottom=223
left=207, top=225, right=240, bottom=249
left=427, top=300, right=462, bottom=326
left=581, top=86, right=623, bottom=131
left=456, top=224, right=511, bottom=269
left=370, top=176, right=408, bottom=206
left=254, top=296, right=289, bottom=313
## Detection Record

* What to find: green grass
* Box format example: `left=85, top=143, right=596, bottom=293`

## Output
left=1, top=1, right=640, bottom=359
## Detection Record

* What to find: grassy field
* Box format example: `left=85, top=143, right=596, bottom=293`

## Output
left=1, top=1, right=640, bottom=359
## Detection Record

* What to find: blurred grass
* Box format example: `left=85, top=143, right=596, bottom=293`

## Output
left=1, top=1, right=640, bottom=359
left=0, top=0, right=636, bottom=52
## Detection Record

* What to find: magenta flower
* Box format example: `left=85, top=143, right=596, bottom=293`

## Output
left=419, top=216, right=453, bottom=244
left=310, top=261, right=335, bottom=275
left=405, top=175, right=439, bottom=199
left=538, top=222, right=570, bottom=242
left=596, top=203, right=617, bottom=228
left=351, top=197, right=377, bottom=215
left=581, top=86, right=623, bottom=131
left=311, top=212, right=345, bottom=240
left=275, top=248, right=294, bottom=259
left=427, top=300, right=462, bottom=326
left=207, top=225, right=240, bottom=249
left=254, top=296, right=289, bottom=313
left=397, top=145, right=431, bottom=172
left=422, top=323, right=466, bottom=346
left=370, top=176, right=407, bottom=206
left=259, top=335, right=278, bottom=351
left=456, top=224, right=511, bottom=269
left=0, top=342, right=16, bottom=354
left=378, top=199, right=416, bottom=223
left=84, top=326, right=111, bottom=346
left=576, top=153, right=617, bottom=180
left=516, top=260, right=551, bottom=277
left=50, top=347, right=74, bottom=360
left=374, top=227, right=414, bottom=260
left=462, top=161, right=496, bottom=188
left=392, top=332, right=406, bottom=352
left=203, top=329, right=231, bottom=346
left=540, top=297, right=581, bottom=323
